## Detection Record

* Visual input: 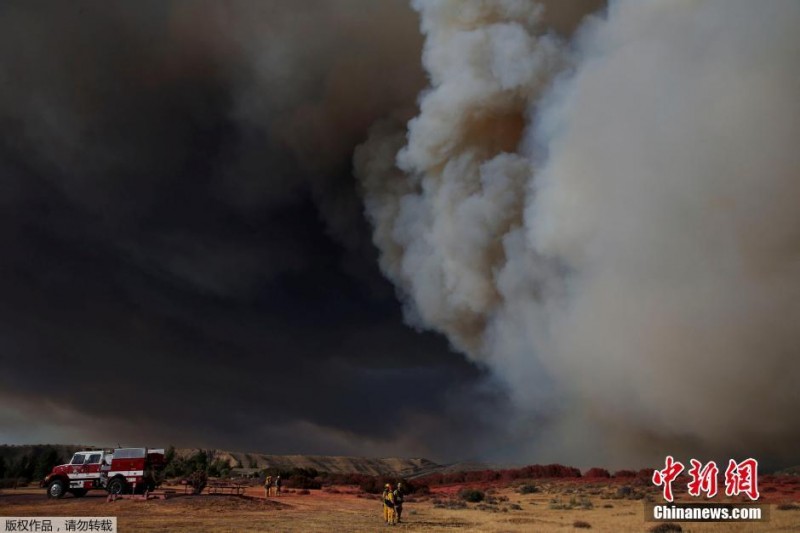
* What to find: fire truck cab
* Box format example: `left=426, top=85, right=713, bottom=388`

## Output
left=43, top=447, right=165, bottom=498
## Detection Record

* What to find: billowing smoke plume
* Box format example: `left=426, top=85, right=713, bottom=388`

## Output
left=357, top=0, right=800, bottom=466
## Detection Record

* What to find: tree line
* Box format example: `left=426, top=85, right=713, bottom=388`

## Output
left=0, top=445, right=70, bottom=486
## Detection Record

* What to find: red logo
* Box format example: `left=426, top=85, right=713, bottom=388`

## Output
left=687, top=459, right=719, bottom=498
left=724, top=458, right=759, bottom=501
left=652, top=455, right=684, bottom=502
left=653, top=457, right=759, bottom=502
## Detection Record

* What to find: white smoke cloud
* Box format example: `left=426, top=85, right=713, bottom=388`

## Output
left=357, top=0, right=800, bottom=467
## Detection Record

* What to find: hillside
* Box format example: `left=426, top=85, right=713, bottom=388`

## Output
left=404, top=460, right=516, bottom=479
left=174, top=448, right=438, bottom=477
left=0, top=444, right=440, bottom=477
left=774, top=465, right=800, bottom=476
left=0, top=444, right=84, bottom=464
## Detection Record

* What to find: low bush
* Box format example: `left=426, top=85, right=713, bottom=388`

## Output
left=412, top=483, right=430, bottom=495
left=432, top=498, right=467, bottom=510
left=358, top=477, right=384, bottom=494
left=649, top=523, right=682, bottom=533
left=517, top=483, right=538, bottom=494
left=616, top=486, right=633, bottom=498
left=459, top=488, right=485, bottom=503
left=573, top=520, right=591, bottom=528
left=286, top=475, right=321, bottom=490
left=549, top=496, right=593, bottom=510
left=187, top=470, right=208, bottom=495
left=573, top=496, right=593, bottom=510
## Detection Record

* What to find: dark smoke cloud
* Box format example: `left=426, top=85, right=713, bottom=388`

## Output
left=0, top=0, right=508, bottom=460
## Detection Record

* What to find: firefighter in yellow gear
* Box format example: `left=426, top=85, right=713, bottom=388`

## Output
left=264, top=475, right=272, bottom=497
left=382, top=483, right=397, bottom=524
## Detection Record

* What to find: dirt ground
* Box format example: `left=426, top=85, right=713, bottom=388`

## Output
left=2, top=480, right=799, bottom=532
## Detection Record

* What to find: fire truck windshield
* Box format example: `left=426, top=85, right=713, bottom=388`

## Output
left=70, top=454, right=85, bottom=465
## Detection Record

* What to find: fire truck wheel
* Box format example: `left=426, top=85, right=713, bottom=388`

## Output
left=47, top=479, right=67, bottom=499
left=107, top=477, right=127, bottom=495
left=70, top=489, right=88, bottom=497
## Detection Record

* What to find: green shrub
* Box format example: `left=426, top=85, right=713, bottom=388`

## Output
left=187, top=470, right=207, bottom=494
left=616, top=486, right=633, bottom=498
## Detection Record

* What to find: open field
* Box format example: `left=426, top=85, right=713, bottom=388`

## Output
left=2, top=479, right=800, bottom=532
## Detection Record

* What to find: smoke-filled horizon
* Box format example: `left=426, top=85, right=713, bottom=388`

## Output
left=1, top=0, right=798, bottom=470
left=0, top=0, right=489, bottom=463
left=357, top=0, right=800, bottom=468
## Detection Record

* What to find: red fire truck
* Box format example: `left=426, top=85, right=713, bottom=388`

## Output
left=43, top=447, right=166, bottom=498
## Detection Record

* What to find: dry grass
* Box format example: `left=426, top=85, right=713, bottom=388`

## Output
left=1, top=481, right=799, bottom=532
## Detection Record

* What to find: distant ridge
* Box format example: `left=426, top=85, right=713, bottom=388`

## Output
left=0, top=444, right=441, bottom=477
left=174, top=448, right=439, bottom=477
left=774, top=465, right=800, bottom=476
left=404, top=460, right=518, bottom=479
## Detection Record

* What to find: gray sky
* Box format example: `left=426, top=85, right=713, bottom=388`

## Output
left=0, top=0, right=513, bottom=461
